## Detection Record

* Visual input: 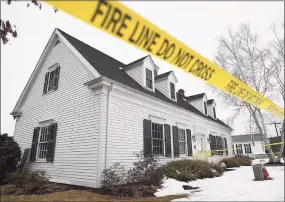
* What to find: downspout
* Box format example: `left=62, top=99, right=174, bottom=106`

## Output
left=105, top=83, right=113, bottom=170
left=96, top=83, right=113, bottom=188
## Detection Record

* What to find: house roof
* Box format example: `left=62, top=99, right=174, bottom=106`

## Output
left=207, top=99, right=214, bottom=104
left=186, top=93, right=205, bottom=101
left=155, top=71, right=173, bottom=80
left=123, top=56, right=148, bottom=69
left=57, top=29, right=231, bottom=129
left=232, top=134, right=263, bottom=142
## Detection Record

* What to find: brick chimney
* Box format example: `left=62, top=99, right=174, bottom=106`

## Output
left=178, top=89, right=185, bottom=97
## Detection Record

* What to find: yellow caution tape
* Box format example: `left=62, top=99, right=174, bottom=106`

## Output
left=262, top=142, right=285, bottom=147
left=45, top=0, right=284, bottom=119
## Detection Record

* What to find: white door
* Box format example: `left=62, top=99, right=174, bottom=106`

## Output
left=195, top=133, right=205, bottom=152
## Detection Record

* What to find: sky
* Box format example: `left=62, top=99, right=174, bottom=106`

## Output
left=1, top=1, right=284, bottom=137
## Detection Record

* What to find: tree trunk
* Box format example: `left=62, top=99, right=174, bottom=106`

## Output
left=276, top=120, right=284, bottom=162
left=257, top=109, right=276, bottom=163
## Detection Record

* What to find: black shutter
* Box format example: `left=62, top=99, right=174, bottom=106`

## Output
left=172, top=126, right=179, bottom=157
left=46, top=123, right=58, bottom=162
left=224, top=137, right=228, bottom=155
left=143, top=119, right=152, bottom=157
left=53, top=66, right=60, bottom=90
left=30, top=127, right=40, bottom=162
left=164, top=124, right=172, bottom=157
left=43, top=72, right=50, bottom=94
left=186, top=129, right=192, bottom=156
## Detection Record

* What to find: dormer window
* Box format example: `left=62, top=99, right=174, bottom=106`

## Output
left=213, top=107, right=216, bottom=119
left=146, top=69, right=153, bottom=89
left=170, top=82, right=175, bottom=99
left=204, top=101, right=208, bottom=115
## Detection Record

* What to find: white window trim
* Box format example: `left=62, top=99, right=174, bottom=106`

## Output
left=176, top=122, right=188, bottom=129
left=143, top=67, right=155, bottom=92
left=36, top=126, right=49, bottom=162
left=204, top=101, right=208, bottom=115
left=244, top=143, right=252, bottom=154
left=236, top=144, right=243, bottom=155
left=48, top=63, right=60, bottom=71
left=44, top=64, right=60, bottom=95
left=178, top=128, right=187, bottom=156
left=149, top=115, right=166, bottom=125
left=151, top=122, right=165, bottom=156
left=35, top=120, right=53, bottom=162
left=169, top=82, right=176, bottom=101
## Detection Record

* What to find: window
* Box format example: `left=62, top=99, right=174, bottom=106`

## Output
left=151, top=123, right=164, bottom=155
left=213, top=107, right=216, bottom=119
left=244, top=144, right=252, bottom=154
left=178, top=129, right=187, bottom=155
left=38, top=126, right=50, bottom=159
left=236, top=144, right=243, bottom=155
left=204, top=102, right=208, bottom=114
left=43, top=66, right=60, bottom=94
left=232, top=145, right=235, bottom=154
left=170, top=82, right=176, bottom=99
left=146, top=69, right=153, bottom=89
left=219, top=138, right=225, bottom=155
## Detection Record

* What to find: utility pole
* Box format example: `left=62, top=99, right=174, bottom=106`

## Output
left=268, top=122, right=281, bottom=137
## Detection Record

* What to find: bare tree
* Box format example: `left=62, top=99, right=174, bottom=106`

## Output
left=268, top=22, right=284, bottom=162
left=1, top=0, right=57, bottom=44
left=212, top=23, right=283, bottom=163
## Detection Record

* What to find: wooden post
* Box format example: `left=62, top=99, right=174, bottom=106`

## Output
left=252, top=164, right=264, bottom=181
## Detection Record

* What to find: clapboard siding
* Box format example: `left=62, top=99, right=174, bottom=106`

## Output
left=155, top=79, right=169, bottom=98
left=13, top=40, right=100, bottom=188
left=106, top=86, right=232, bottom=169
left=125, top=65, right=143, bottom=86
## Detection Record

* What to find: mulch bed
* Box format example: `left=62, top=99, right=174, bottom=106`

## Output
left=1, top=182, right=159, bottom=198
left=95, top=184, right=159, bottom=198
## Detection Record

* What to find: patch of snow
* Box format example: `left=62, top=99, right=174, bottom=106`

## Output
left=155, top=164, right=284, bottom=201
left=155, top=178, right=190, bottom=197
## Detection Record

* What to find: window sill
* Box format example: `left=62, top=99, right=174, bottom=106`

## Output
left=35, top=159, right=47, bottom=163
left=43, top=89, right=57, bottom=96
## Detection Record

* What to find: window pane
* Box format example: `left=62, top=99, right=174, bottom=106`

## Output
left=178, top=129, right=186, bottom=154
left=38, top=126, right=49, bottom=159
left=204, top=102, right=208, bottom=114
left=151, top=123, right=164, bottom=155
left=170, top=83, right=175, bottom=99
left=146, top=69, right=153, bottom=89
left=48, top=70, right=56, bottom=92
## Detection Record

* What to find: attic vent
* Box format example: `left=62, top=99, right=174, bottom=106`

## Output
left=54, top=39, right=61, bottom=47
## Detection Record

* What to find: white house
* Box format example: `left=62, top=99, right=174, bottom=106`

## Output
left=11, top=29, right=233, bottom=188
left=232, top=134, right=266, bottom=158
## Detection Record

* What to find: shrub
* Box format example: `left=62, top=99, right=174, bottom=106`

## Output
left=127, top=151, right=163, bottom=186
left=220, top=157, right=240, bottom=168
left=0, top=133, right=21, bottom=183
left=220, top=156, right=252, bottom=168
left=161, top=159, right=224, bottom=182
left=5, top=170, right=49, bottom=192
left=101, top=152, right=164, bottom=189
left=234, top=155, right=252, bottom=166
left=100, top=163, right=126, bottom=188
